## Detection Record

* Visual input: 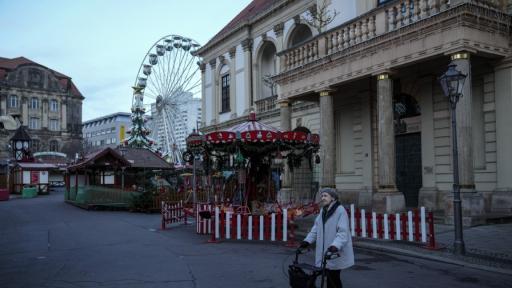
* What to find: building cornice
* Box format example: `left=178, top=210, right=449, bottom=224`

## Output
left=196, top=0, right=294, bottom=56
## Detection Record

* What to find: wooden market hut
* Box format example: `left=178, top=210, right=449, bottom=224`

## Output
left=12, top=162, right=58, bottom=195
left=65, top=147, right=173, bottom=207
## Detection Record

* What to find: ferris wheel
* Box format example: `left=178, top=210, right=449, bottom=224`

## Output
left=134, top=35, right=202, bottom=164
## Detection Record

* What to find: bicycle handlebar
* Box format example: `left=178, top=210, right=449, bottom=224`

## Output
left=324, top=251, right=340, bottom=260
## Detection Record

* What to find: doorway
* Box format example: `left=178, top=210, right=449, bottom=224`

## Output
left=395, top=133, right=422, bottom=207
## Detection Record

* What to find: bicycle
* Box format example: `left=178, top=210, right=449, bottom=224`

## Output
left=288, top=247, right=340, bottom=288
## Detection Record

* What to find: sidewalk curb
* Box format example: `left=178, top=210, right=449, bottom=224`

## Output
left=353, top=241, right=512, bottom=276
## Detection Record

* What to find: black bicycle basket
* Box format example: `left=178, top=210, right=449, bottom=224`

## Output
left=288, top=264, right=318, bottom=288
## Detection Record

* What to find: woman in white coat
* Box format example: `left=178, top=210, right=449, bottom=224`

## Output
left=300, top=188, right=354, bottom=288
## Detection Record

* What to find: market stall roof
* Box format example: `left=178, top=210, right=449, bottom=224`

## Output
left=14, top=163, right=58, bottom=170
left=115, top=147, right=173, bottom=169
left=67, top=147, right=131, bottom=171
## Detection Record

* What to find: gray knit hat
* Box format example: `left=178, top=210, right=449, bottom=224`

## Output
left=320, top=187, right=338, bottom=200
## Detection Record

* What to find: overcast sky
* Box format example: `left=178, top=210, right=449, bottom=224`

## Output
left=0, top=0, right=251, bottom=121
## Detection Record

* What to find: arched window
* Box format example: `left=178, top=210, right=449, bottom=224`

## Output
left=259, top=41, right=277, bottom=99
left=49, top=140, right=59, bottom=152
left=287, top=24, right=313, bottom=48
left=394, top=93, right=421, bottom=134
left=219, top=65, right=230, bottom=113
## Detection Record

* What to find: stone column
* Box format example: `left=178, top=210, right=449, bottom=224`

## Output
left=418, top=76, right=440, bottom=210
left=209, top=59, right=217, bottom=124
left=21, top=96, right=28, bottom=125
left=319, top=90, right=335, bottom=189
left=273, top=23, right=284, bottom=73
left=242, top=38, right=253, bottom=114
left=61, top=99, right=67, bottom=131
left=42, top=99, right=49, bottom=129
left=491, top=58, right=512, bottom=213
left=445, top=52, right=484, bottom=226
left=451, top=52, right=475, bottom=190
left=373, top=73, right=405, bottom=213
left=0, top=94, right=6, bottom=115
left=199, top=61, right=206, bottom=127
left=278, top=99, right=292, bottom=203
left=229, top=46, right=237, bottom=118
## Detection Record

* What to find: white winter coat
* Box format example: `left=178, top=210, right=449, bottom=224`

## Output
left=304, top=202, right=355, bottom=270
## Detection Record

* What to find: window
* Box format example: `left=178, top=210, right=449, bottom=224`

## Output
left=221, top=74, right=230, bottom=113
left=31, top=139, right=40, bottom=152
left=378, top=0, right=393, bottom=5
left=29, top=117, right=40, bottom=129
left=49, top=140, right=59, bottom=152
left=9, top=95, right=18, bottom=108
left=50, top=100, right=58, bottom=112
left=30, top=97, right=39, bottom=109
left=111, top=138, right=116, bottom=144
left=49, top=119, right=59, bottom=131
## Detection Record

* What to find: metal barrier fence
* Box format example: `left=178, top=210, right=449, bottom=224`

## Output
left=161, top=201, right=436, bottom=248
left=161, top=201, right=188, bottom=229
left=348, top=204, right=437, bottom=248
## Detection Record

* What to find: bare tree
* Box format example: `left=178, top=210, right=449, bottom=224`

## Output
left=301, top=2, right=339, bottom=33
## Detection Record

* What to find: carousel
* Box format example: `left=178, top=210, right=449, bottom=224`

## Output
left=185, top=111, right=320, bottom=215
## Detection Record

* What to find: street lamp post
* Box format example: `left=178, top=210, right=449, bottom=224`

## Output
left=439, top=63, right=467, bottom=255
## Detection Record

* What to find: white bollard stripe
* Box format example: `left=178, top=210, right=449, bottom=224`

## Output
left=283, top=209, right=288, bottom=242
left=259, top=215, right=264, bottom=240
left=421, top=207, right=427, bottom=243
left=396, top=213, right=401, bottom=241
left=372, top=212, right=378, bottom=239
left=215, top=207, right=220, bottom=239
left=361, top=209, right=367, bottom=238
left=248, top=216, right=253, bottom=240
left=408, top=211, right=413, bottom=242
left=384, top=214, right=389, bottom=240
left=237, top=214, right=242, bottom=240
left=226, top=212, right=231, bottom=239
left=350, top=204, right=355, bottom=237
left=271, top=213, right=276, bottom=241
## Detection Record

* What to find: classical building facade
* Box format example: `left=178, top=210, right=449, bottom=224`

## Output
left=0, top=57, right=84, bottom=159
left=198, top=0, right=512, bottom=224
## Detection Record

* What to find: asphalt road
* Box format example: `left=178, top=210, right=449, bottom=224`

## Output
left=1, top=190, right=511, bottom=288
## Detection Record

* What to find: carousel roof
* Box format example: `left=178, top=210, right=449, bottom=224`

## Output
left=202, top=111, right=320, bottom=146
left=205, top=111, right=280, bottom=144
left=227, top=112, right=279, bottom=133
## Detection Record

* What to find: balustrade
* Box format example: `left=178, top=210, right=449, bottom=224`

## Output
left=279, top=0, right=505, bottom=72
left=255, top=95, right=278, bottom=113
